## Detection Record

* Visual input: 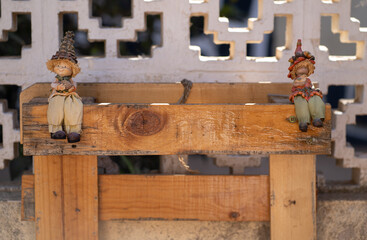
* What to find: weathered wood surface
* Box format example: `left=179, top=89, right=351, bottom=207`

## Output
left=21, top=174, right=35, bottom=221
left=20, top=82, right=295, bottom=143
left=22, top=104, right=331, bottom=155
left=270, top=155, right=316, bottom=240
left=99, top=175, right=269, bottom=221
left=34, top=156, right=98, bottom=240
left=22, top=175, right=270, bottom=222
left=34, top=156, right=64, bottom=240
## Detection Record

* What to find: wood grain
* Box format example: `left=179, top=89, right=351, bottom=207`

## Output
left=21, top=174, right=35, bottom=221
left=22, top=174, right=270, bottom=222
left=62, top=155, right=98, bottom=240
left=34, top=156, right=98, bottom=240
left=270, top=154, right=316, bottom=240
left=34, top=156, right=64, bottom=240
left=20, top=82, right=296, bottom=143
left=23, top=104, right=331, bottom=155
left=99, top=175, right=269, bottom=221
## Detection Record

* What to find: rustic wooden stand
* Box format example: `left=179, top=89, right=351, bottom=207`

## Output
left=20, top=83, right=331, bottom=240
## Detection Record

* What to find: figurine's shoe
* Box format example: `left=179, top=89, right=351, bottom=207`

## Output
left=299, top=123, right=308, bottom=132
left=312, top=119, right=323, bottom=127
left=67, top=132, right=80, bottom=143
left=51, top=130, right=66, bottom=139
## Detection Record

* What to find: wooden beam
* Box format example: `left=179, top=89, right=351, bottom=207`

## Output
left=270, top=155, right=316, bottom=240
left=34, top=156, right=98, bottom=240
left=62, top=156, right=98, bottom=240
left=22, top=104, right=331, bottom=155
left=20, top=82, right=296, bottom=143
left=34, top=156, right=64, bottom=240
left=99, top=175, right=269, bottom=221
left=22, top=175, right=270, bottom=222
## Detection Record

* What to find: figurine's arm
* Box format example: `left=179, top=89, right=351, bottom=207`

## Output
left=306, top=78, right=316, bottom=89
left=67, top=79, right=77, bottom=92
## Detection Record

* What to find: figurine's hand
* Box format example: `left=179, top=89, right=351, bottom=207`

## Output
left=56, top=84, right=65, bottom=91
left=61, top=80, right=72, bottom=90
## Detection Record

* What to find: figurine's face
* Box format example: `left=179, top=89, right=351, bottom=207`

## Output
left=54, top=61, right=72, bottom=77
left=296, top=67, right=309, bottom=77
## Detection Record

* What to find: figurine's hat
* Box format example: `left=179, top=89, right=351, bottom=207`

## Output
left=46, top=31, right=80, bottom=77
left=287, top=39, right=315, bottom=78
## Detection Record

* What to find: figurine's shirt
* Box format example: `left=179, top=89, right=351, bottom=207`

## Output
left=49, top=76, right=81, bottom=101
left=289, top=78, right=322, bottom=103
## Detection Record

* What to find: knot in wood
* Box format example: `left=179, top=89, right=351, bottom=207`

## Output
left=125, top=110, right=164, bottom=136
left=229, top=211, right=240, bottom=219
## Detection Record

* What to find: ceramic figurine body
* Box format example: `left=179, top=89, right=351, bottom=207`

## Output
left=288, top=39, right=325, bottom=132
left=46, top=31, right=82, bottom=143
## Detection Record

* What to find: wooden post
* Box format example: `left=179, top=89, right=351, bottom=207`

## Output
left=34, top=155, right=98, bottom=240
left=270, top=154, right=316, bottom=240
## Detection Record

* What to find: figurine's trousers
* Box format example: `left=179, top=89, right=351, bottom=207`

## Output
left=47, top=95, right=83, bottom=134
left=294, top=95, right=325, bottom=124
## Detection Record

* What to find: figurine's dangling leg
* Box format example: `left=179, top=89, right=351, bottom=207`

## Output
left=63, top=95, right=83, bottom=143
left=308, top=95, right=325, bottom=127
left=294, top=96, right=310, bottom=132
left=47, top=96, right=67, bottom=139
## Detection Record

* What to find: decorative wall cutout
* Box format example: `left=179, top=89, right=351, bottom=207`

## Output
left=0, top=100, right=19, bottom=169
left=190, top=16, right=230, bottom=57
left=0, top=13, right=31, bottom=56
left=62, top=13, right=105, bottom=57
left=92, top=0, right=131, bottom=27
left=219, top=0, right=256, bottom=28
left=326, top=85, right=356, bottom=108
left=119, top=14, right=161, bottom=58
left=320, top=16, right=356, bottom=57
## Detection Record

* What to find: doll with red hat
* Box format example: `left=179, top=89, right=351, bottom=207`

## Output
left=288, top=39, right=325, bottom=132
left=46, top=31, right=82, bottom=143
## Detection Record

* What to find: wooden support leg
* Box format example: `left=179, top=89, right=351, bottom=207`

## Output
left=270, top=155, right=316, bottom=240
left=34, top=155, right=98, bottom=240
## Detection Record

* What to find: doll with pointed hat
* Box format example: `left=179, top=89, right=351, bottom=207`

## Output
left=288, top=39, right=325, bottom=132
left=46, top=31, right=82, bottom=143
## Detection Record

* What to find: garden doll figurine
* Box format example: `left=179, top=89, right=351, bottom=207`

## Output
left=288, top=39, right=325, bottom=132
left=46, top=31, right=82, bottom=143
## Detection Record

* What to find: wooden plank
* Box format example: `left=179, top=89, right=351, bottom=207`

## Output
left=34, top=156, right=98, bottom=240
left=22, top=174, right=270, bottom=222
left=20, top=82, right=296, bottom=143
left=99, top=175, right=269, bottom=221
left=270, top=155, right=316, bottom=240
left=34, top=156, right=64, bottom=240
left=62, top=155, right=98, bottom=240
left=21, top=174, right=35, bottom=221
left=23, top=104, right=331, bottom=155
